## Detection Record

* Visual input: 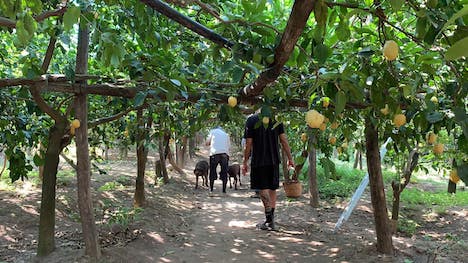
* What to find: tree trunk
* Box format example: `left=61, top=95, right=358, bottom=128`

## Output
left=308, top=134, right=319, bottom=207
left=365, top=120, right=393, bottom=254
left=37, top=123, right=66, bottom=256
left=390, top=182, right=401, bottom=234
left=188, top=137, right=196, bottom=159
left=448, top=180, right=456, bottom=193
left=176, top=136, right=188, bottom=168
left=353, top=150, right=360, bottom=169
left=134, top=108, right=148, bottom=207
left=158, top=136, right=169, bottom=183
left=359, top=151, right=363, bottom=170
left=74, top=22, right=101, bottom=259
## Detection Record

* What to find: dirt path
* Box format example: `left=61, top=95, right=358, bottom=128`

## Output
left=1, top=146, right=467, bottom=263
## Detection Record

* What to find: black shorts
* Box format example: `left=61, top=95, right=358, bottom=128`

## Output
left=250, top=165, right=280, bottom=190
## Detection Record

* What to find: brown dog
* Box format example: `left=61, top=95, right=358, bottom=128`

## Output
left=194, top=160, right=209, bottom=189
left=228, top=163, right=241, bottom=190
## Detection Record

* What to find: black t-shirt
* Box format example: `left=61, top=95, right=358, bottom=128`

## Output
left=244, top=114, right=285, bottom=168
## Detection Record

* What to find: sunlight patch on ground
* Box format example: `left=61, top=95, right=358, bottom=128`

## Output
left=147, top=232, right=165, bottom=244
left=230, top=248, right=242, bottom=254
left=225, top=201, right=249, bottom=209
left=228, top=220, right=254, bottom=228
left=277, top=236, right=304, bottom=243
left=256, top=249, right=277, bottom=261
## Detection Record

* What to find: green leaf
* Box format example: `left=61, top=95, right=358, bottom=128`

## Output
left=445, top=37, right=468, bottom=60
left=389, top=0, right=404, bottom=11
left=63, top=6, right=81, bottom=31
left=336, top=20, right=350, bottom=42
left=425, top=111, right=443, bottom=123
left=15, top=20, right=30, bottom=46
left=314, top=43, right=329, bottom=64
left=26, top=0, right=43, bottom=14
left=314, top=0, right=328, bottom=26
left=232, top=67, right=244, bottom=83
left=335, top=91, right=346, bottom=116
left=33, top=154, right=45, bottom=166
left=170, top=79, right=181, bottom=87
left=442, top=5, right=468, bottom=32
left=134, top=91, right=147, bottom=107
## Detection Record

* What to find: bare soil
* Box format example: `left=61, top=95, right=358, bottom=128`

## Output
left=0, top=147, right=466, bottom=263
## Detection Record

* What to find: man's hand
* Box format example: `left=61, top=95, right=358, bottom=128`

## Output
left=242, top=163, right=249, bottom=176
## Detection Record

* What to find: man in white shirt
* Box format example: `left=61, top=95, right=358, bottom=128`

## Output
left=206, top=126, right=230, bottom=194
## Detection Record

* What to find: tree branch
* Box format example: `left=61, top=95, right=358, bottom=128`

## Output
left=89, top=106, right=142, bottom=128
left=240, top=0, right=316, bottom=97
left=139, top=0, right=233, bottom=49
left=29, top=85, right=65, bottom=123
left=0, top=5, right=67, bottom=29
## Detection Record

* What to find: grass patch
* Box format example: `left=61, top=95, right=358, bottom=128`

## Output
left=400, top=188, right=468, bottom=207
left=315, top=161, right=366, bottom=200
left=99, top=181, right=124, bottom=191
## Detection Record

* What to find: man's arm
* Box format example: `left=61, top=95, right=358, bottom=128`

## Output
left=279, top=133, right=294, bottom=167
left=242, top=138, right=253, bottom=175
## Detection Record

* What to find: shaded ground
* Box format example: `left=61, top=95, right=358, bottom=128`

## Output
left=0, top=147, right=466, bottom=263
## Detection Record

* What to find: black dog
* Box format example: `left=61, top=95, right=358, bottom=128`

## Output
left=228, top=163, right=241, bottom=190
left=194, top=160, right=209, bottom=189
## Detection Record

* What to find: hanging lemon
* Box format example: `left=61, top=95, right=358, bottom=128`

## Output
left=71, top=119, right=81, bottom=129
left=228, top=96, right=237, bottom=107
left=305, top=110, right=325, bottom=128
left=433, top=143, right=444, bottom=155
left=329, top=136, right=337, bottom=145
left=383, top=40, right=399, bottom=61
left=393, top=114, right=406, bottom=128
left=330, top=121, right=339, bottom=130
left=426, top=132, right=437, bottom=145
left=301, top=133, right=308, bottom=142
left=262, top=117, right=270, bottom=125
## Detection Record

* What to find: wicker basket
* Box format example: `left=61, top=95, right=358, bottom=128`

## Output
left=283, top=181, right=302, bottom=198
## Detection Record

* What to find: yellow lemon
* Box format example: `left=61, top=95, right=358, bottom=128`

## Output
left=380, top=104, right=389, bottom=115
left=430, top=96, right=438, bottom=103
left=71, top=119, right=81, bottom=129
left=319, top=123, right=326, bottom=131
left=383, top=40, right=399, bottom=61
left=426, top=132, right=437, bottom=145
left=301, top=133, right=308, bottom=142
left=124, top=129, right=129, bottom=137
left=433, top=143, right=444, bottom=155
left=449, top=169, right=460, bottom=183
left=305, top=110, right=325, bottom=128
left=330, top=121, right=339, bottom=129
left=228, top=96, right=237, bottom=107
left=342, top=142, right=348, bottom=148
left=322, top=97, right=330, bottom=108
left=393, top=114, right=406, bottom=128
left=337, top=147, right=342, bottom=155
left=329, top=136, right=337, bottom=145
left=262, top=117, right=270, bottom=125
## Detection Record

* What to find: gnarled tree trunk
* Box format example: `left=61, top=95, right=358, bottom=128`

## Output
left=37, top=122, right=66, bottom=256
left=365, top=119, right=393, bottom=254
left=134, top=108, right=149, bottom=207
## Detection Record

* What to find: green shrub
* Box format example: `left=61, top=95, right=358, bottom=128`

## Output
left=107, top=206, right=143, bottom=228
left=99, top=181, right=124, bottom=191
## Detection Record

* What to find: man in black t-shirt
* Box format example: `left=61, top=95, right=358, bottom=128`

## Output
left=242, top=114, right=294, bottom=230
